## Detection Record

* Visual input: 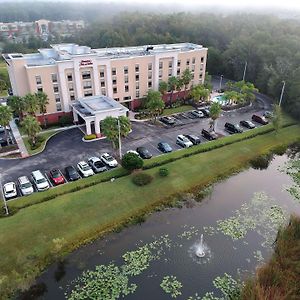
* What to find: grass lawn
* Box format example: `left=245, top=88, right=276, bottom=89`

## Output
left=0, top=60, right=8, bottom=97
left=23, top=130, right=62, bottom=155
left=0, top=124, right=299, bottom=297
left=161, top=105, right=194, bottom=116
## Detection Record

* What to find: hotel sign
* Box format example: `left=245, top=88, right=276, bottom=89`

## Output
left=80, top=59, right=93, bottom=66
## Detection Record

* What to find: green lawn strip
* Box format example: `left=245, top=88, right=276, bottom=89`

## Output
left=0, top=125, right=300, bottom=298
left=161, top=105, right=194, bottom=116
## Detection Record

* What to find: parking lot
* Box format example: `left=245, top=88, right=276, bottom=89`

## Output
left=0, top=93, right=271, bottom=201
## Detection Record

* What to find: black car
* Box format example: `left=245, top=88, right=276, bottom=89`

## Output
left=158, top=142, right=173, bottom=153
left=184, top=134, right=201, bottom=145
left=252, top=114, right=269, bottom=125
left=201, top=129, right=218, bottom=140
left=160, top=116, right=176, bottom=126
left=65, top=165, right=81, bottom=181
left=136, top=147, right=152, bottom=159
left=240, top=120, right=256, bottom=129
left=224, top=122, right=243, bottom=134
left=199, top=108, right=210, bottom=117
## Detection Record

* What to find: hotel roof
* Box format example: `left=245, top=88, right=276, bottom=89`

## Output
left=3, top=42, right=206, bottom=67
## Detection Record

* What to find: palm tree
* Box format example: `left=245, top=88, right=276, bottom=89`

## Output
left=159, top=81, right=168, bottom=96
left=35, top=91, right=49, bottom=128
left=7, top=95, right=25, bottom=120
left=23, top=93, right=39, bottom=116
left=168, top=76, right=178, bottom=107
left=0, top=105, right=13, bottom=141
left=181, top=68, right=193, bottom=102
left=176, top=78, right=184, bottom=100
left=21, top=115, right=41, bottom=146
left=209, top=102, right=222, bottom=132
left=145, top=90, right=165, bottom=123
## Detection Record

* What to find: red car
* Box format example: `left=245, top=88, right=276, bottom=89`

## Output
left=49, top=169, right=65, bottom=185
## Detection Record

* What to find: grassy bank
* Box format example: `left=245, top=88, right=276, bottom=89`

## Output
left=161, top=104, right=193, bottom=116
left=0, top=125, right=300, bottom=298
left=241, top=215, right=300, bottom=300
left=0, top=60, right=8, bottom=97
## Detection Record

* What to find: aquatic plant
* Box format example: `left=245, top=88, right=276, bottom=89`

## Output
left=160, top=275, right=183, bottom=298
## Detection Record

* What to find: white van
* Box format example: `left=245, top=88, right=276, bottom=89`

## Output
left=31, top=170, right=49, bottom=192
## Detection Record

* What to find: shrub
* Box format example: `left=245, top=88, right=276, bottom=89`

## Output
left=84, top=134, right=97, bottom=140
left=159, top=167, right=169, bottom=177
left=59, top=115, right=73, bottom=127
left=29, top=135, right=44, bottom=150
left=132, top=172, right=153, bottom=186
left=122, top=153, right=144, bottom=171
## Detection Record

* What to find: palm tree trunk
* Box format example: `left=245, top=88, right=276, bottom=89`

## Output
left=43, top=113, right=47, bottom=129
left=170, top=91, right=173, bottom=107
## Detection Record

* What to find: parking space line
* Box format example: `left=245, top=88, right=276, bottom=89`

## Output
left=44, top=172, right=53, bottom=187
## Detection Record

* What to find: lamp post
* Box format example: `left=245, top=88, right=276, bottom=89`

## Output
left=242, top=61, right=247, bottom=82
left=117, top=117, right=122, bottom=159
left=279, top=80, right=286, bottom=107
left=219, top=75, right=223, bottom=91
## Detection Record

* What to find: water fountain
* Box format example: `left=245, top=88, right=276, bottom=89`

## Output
left=195, top=234, right=206, bottom=258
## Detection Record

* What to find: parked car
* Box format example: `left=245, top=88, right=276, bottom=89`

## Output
left=0, top=125, right=9, bottom=133
left=65, top=165, right=81, bottom=181
left=31, top=170, right=50, bottom=191
left=160, top=116, right=176, bottom=125
left=252, top=114, right=269, bottom=125
left=184, top=134, right=201, bottom=145
left=136, top=147, right=152, bottom=159
left=224, top=122, right=243, bottom=134
left=3, top=182, right=17, bottom=199
left=176, top=134, right=193, bottom=148
left=18, top=176, right=34, bottom=196
left=158, top=142, right=173, bottom=153
left=100, top=153, right=118, bottom=168
left=88, top=156, right=107, bottom=173
left=201, top=129, right=218, bottom=140
left=191, top=110, right=204, bottom=118
left=77, top=161, right=94, bottom=177
left=263, top=111, right=273, bottom=118
left=199, top=108, right=210, bottom=117
left=49, top=169, right=65, bottom=185
left=126, top=150, right=140, bottom=157
left=240, top=120, right=256, bottom=129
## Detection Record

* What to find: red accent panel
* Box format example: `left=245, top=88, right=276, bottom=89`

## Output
left=36, top=112, right=73, bottom=124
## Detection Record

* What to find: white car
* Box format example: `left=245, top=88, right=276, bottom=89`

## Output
left=31, top=170, right=50, bottom=192
left=3, top=182, right=17, bottom=199
left=18, top=176, right=34, bottom=196
left=176, top=135, right=193, bottom=148
left=100, top=153, right=118, bottom=168
left=77, top=161, right=94, bottom=177
left=126, top=150, right=140, bottom=157
left=191, top=110, right=204, bottom=118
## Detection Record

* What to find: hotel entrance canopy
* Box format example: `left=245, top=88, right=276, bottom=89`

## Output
left=72, top=95, right=129, bottom=137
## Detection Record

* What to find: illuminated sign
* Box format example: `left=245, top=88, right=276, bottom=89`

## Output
left=80, top=59, right=93, bottom=66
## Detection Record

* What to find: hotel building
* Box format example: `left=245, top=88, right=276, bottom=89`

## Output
left=2, top=42, right=208, bottom=125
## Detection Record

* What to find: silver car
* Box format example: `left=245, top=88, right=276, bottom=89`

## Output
left=18, top=176, right=34, bottom=196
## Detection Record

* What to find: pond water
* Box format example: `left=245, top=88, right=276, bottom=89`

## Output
left=20, top=150, right=300, bottom=300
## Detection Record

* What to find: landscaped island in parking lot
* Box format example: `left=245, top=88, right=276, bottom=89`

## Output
left=0, top=120, right=299, bottom=298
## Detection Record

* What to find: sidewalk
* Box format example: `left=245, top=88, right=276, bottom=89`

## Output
left=9, top=119, right=29, bottom=158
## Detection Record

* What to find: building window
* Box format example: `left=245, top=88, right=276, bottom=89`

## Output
left=159, top=61, right=163, bottom=69
left=186, top=59, right=190, bottom=66
left=123, top=96, right=131, bottom=101
left=136, top=90, right=140, bottom=98
left=67, top=73, right=73, bottom=81
left=56, top=103, right=62, bottom=112
left=148, top=81, right=152, bottom=88
left=53, top=85, right=59, bottom=93
left=112, top=77, right=117, bottom=85
left=101, top=88, right=106, bottom=96
left=177, top=60, right=181, bottom=67
left=125, top=85, right=129, bottom=92
left=168, top=69, right=172, bottom=77
left=135, top=64, right=139, bottom=72
left=199, top=73, right=203, bottom=79
left=159, top=70, right=162, bottom=78
left=135, top=74, right=139, bottom=81
left=135, top=82, right=139, bottom=89
left=113, top=87, right=118, bottom=94
left=148, top=63, right=152, bottom=70
left=168, top=61, right=172, bottom=68
left=100, top=80, right=105, bottom=87
left=70, top=93, right=75, bottom=101
left=114, top=97, right=119, bottom=101
left=37, top=87, right=43, bottom=92
left=148, top=71, right=152, bottom=79
left=35, top=75, right=42, bottom=85
left=55, top=94, right=60, bottom=102
left=99, top=69, right=105, bottom=78
left=177, top=68, right=180, bottom=75
left=201, top=57, right=204, bottom=63
left=192, top=57, right=196, bottom=64
left=112, top=68, right=116, bottom=76
left=51, top=74, right=58, bottom=83
left=124, top=75, right=128, bottom=84
left=82, top=71, right=91, bottom=80
left=69, top=83, right=74, bottom=91
left=124, top=66, right=128, bottom=74
left=191, top=65, right=195, bottom=72
left=191, top=80, right=194, bottom=86
left=83, top=81, right=92, bottom=89
left=84, top=91, right=93, bottom=97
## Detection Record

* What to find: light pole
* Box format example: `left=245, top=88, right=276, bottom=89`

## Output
left=242, top=61, right=247, bottom=82
left=0, top=174, right=9, bottom=215
left=279, top=80, right=286, bottom=107
left=117, top=117, right=122, bottom=159
left=219, top=75, right=223, bottom=91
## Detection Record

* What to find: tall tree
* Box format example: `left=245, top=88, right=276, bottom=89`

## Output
left=272, top=104, right=283, bottom=134
left=35, top=91, right=49, bottom=128
left=145, top=90, right=165, bottom=123
left=159, top=81, right=168, bottom=96
left=176, top=78, right=184, bottom=100
left=168, top=76, right=178, bottom=107
left=0, top=105, right=13, bottom=141
left=7, top=95, right=25, bottom=120
left=209, top=102, right=222, bottom=132
left=21, top=115, right=41, bottom=146
left=181, top=68, right=193, bottom=102
left=23, top=93, right=39, bottom=116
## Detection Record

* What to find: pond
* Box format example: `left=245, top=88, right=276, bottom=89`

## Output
left=20, top=149, right=300, bottom=300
